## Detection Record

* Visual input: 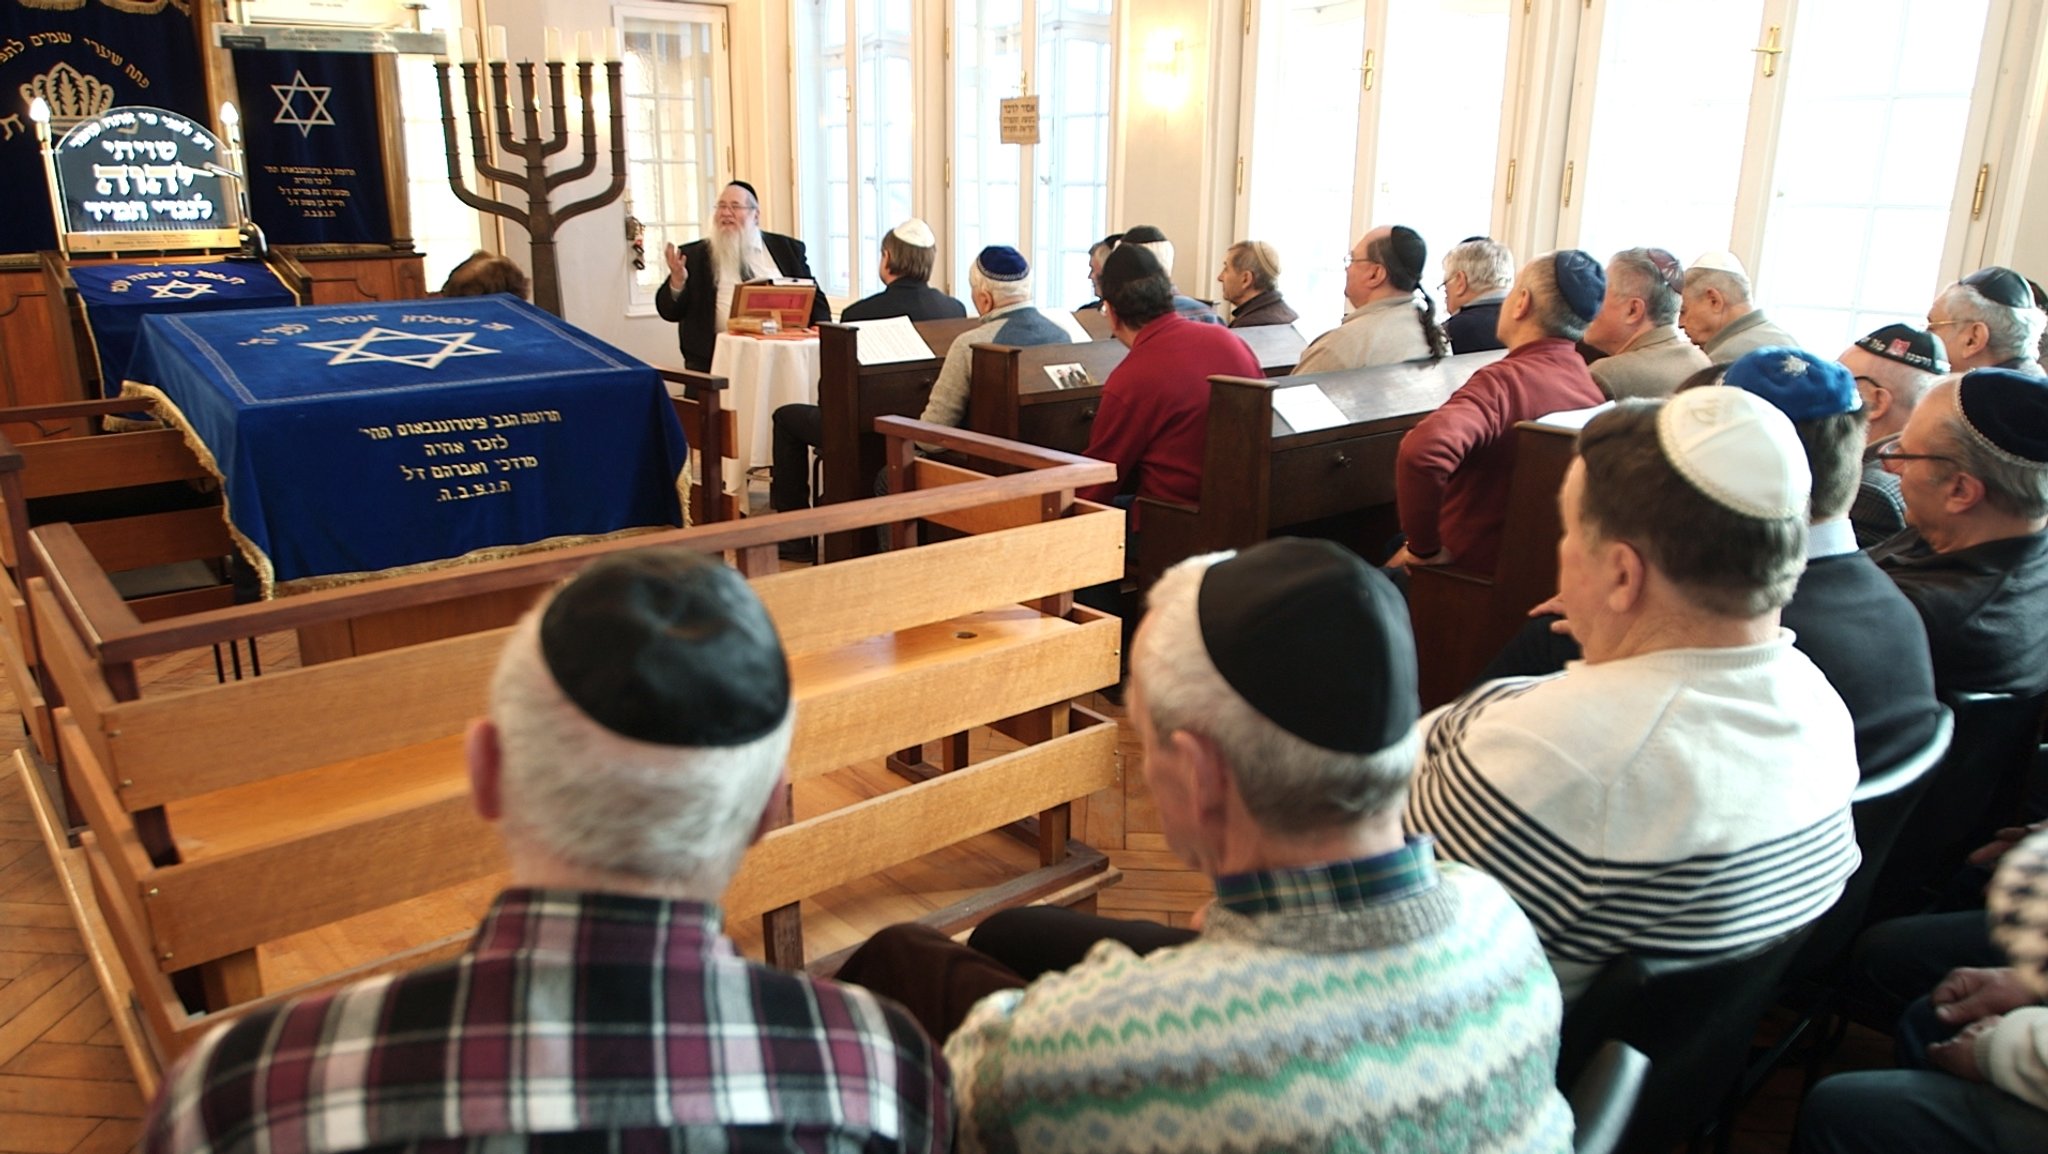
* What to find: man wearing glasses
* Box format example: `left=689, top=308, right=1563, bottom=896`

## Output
left=1839, top=324, right=1949, bottom=548
left=656, top=180, right=831, bottom=372
left=1925, top=266, right=2048, bottom=377
left=1871, top=368, right=2048, bottom=699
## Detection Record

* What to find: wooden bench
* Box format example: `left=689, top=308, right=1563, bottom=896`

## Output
left=656, top=367, right=738, bottom=524
left=1132, top=351, right=1506, bottom=587
left=1407, top=420, right=1580, bottom=707
left=28, top=417, right=1124, bottom=1075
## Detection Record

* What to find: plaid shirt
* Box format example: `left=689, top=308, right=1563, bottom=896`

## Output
left=1211, top=836, right=1439, bottom=917
left=145, top=889, right=951, bottom=1154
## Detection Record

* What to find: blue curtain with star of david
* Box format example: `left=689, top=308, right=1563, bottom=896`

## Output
left=231, top=49, right=392, bottom=246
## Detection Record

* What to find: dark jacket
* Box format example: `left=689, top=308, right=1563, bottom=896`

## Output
left=1781, top=550, right=1943, bottom=775
left=1444, top=297, right=1506, bottom=354
left=1226, top=289, right=1299, bottom=329
left=839, top=278, right=968, bottom=323
left=1873, top=528, right=2048, bottom=697
left=654, top=232, right=832, bottom=371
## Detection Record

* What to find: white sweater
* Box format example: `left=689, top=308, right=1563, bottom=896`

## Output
left=1406, top=633, right=1861, bottom=1000
left=1980, top=1006, right=2048, bottom=1110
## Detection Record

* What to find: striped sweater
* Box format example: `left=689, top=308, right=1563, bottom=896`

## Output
left=944, top=856, right=1572, bottom=1154
left=1406, top=634, right=1861, bottom=1001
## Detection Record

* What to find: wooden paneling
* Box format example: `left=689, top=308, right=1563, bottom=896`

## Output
left=0, top=270, right=65, bottom=411
left=289, top=252, right=429, bottom=305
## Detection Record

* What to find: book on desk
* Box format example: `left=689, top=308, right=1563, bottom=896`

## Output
left=728, top=279, right=819, bottom=335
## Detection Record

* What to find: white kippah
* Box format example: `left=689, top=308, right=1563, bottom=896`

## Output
left=1690, top=250, right=1749, bottom=278
left=1990, top=830, right=2048, bottom=998
left=1656, top=387, right=1810, bottom=521
left=890, top=218, right=935, bottom=248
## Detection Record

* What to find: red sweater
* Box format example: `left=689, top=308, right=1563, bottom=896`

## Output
left=1079, top=314, right=1263, bottom=509
left=1396, top=337, right=1603, bottom=573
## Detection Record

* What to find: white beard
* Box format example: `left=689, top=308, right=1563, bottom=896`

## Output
left=709, top=225, right=769, bottom=281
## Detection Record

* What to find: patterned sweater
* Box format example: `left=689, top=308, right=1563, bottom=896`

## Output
left=944, top=846, right=1572, bottom=1154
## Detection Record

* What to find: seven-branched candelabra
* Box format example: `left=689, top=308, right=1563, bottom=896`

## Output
left=435, top=52, right=626, bottom=317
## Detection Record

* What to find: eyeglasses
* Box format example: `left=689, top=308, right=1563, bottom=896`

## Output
left=1342, top=254, right=1377, bottom=269
left=1851, top=375, right=1881, bottom=390
left=713, top=200, right=754, bottom=214
left=1925, top=317, right=1968, bottom=329
left=1875, top=439, right=1956, bottom=468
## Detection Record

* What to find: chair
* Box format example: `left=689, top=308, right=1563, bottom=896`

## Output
left=1557, top=927, right=1813, bottom=1154
left=1569, top=1040, right=1650, bottom=1154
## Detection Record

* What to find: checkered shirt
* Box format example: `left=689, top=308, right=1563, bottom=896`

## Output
left=1211, top=836, right=1441, bottom=917
left=144, top=888, right=951, bottom=1154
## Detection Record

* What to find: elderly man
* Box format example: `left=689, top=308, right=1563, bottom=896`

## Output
left=1871, top=368, right=2048, bottom=697
left=656, top=180, right=832, bottom=371
left=1408, top=387, right=1862, bottom=1001
left=839, top=538, right=1574, bottom=1154
left=1841, top=323, right=1949, bottom=547
left=1214, top=239, right=1299, bottom=328
left=1583, top=247, right=1707, bottom=399
left=1681, top=250, right=1799, bottom=363
left=143, top=549, right=950, bottom=1153
left=840, top=218, right=968, bottom=322
left=1295, top=224, right=1445, bottom=373
left=1390, top=250, right=1608, bottom=573
left=1118, top=225, right=1225, bottom=324
left=1441, top=236, right=1515, bottom=354
left=1927, top=266, right=2048, bottom=375
left=1078, top=232, right=1122, bottom=311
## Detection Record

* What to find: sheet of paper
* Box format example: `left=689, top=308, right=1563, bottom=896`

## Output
left=849, top=315, right=937, bottom=365
left=1531, top=401, right=1614, bottom=430
left=1048, top=309, right=1095, bottom=343
left=1271, top=383, right=1351, bottom=433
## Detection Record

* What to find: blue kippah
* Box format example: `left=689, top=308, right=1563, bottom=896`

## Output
left=1957, top=369, right=2048, bottom=466
left=1725, top=346, right=1862, bottom=421
left=1552, top=249, right=1606, bottom=324
left=974, top=245, right=1029, bottom=281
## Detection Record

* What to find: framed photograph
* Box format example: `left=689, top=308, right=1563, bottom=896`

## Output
left=1043, top=363, right=1093, bottom=390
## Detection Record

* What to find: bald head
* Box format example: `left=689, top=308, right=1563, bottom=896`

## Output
left=1838, top=345, right=1939, bottom=442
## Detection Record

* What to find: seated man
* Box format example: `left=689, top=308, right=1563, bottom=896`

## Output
left=839, top=538, right=1574, bottom=1154
left=1295, top=224, right=1446, bottom=373
left=1870, top=368, right=2048, bottom=697
left=1681, top=250, right=1800, bottom=364
left=1583, top=247, right=1707, bottom=399
left=1118, top=225, right=1225, bottom=324
left=1077, top=244, right=1261, bottom=511
left=144, top=549, right=950, bottom=1154
left=839, top=218, right=968, bottom=322
left=1407, top=387, right=1862, bottom=1001
left=1077, top=232, right=1122, bottom=311
left=1390, top=249, right=1608, bottom=572
left=1841, top=323, right=1948, bottom=548
left=1927, top=266, right=2048, bottom=375
left=1441, top=236, right=1514, bottom=354
left=439, top=249, right=531, bottom=299
left=656, top=180, right=832, bottom=371
left=1214, top=239, right=1299, bottom=328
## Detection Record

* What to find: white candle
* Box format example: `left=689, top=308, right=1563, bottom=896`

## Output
left=544, top=27, right=562, bottom=62
left=603, top=27, right=623, bottom=63
left=464, top=27, right=480, bottom=64
left=486, top=25, right=507, bottom=62
left=574, top=31, right=591, bottom=64
left=443, top=26, right=463, bottom=63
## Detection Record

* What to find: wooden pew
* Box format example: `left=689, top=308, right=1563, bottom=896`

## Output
left=966, top=326, right=1306, bottom=458
left=1132, top=350, right=1507, bottom=588
left=28, top=418, right=1124, bottom=1073
left=1406, top=420, right=1580, bottom=708
left=1072, top=308, right=1112, bottom=339
left=816, top=318, right=983, bottom=560
left=656, top=367, right=738, bottom=524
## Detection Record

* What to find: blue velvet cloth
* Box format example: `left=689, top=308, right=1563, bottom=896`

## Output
left=76, top=261, right=298, bottom=391
left=123, top=294, right=689, bottom=593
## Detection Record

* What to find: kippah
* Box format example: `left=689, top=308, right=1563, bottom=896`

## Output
left=1690, top=250, right=1748, bottom=278
left=725, top=180, right=759, bottom=207
left=1379, top=226, right=1426, bottom=292
left=1855, top=323, right=1949, bottom=373
left=974, top=245, right=1029, bottom=281
left=1656, top=387, right=1811, bottom=521
left=1552, top=249, right=1606, bottom=324
left=1955, top=368, right=2048, bottom=468
left=538, top=548, right=791, bottom=747
left=1724, top=346, right=1862, bottom=421
left=890, top=218, right=935, bottom=247
left=1196, top=538, right=1418, bottom=755
left=1991, top=829, right=2048, bottom=998
left=1961, top=265, right=2035, bottom=310
left=1120, top=225, right=1168, bottom=245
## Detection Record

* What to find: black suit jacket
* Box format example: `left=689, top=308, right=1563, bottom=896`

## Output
left=1444, top=300, right=1505, bottom=353
left=654, top=231, right=833, bottom=371
left=839, top=278, right=968, bottom=323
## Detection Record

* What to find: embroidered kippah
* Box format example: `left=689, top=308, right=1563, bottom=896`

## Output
left=1724, top=346, right=1862, bottom=421
left=1854, top=323, right=1949, bottom=373
left=1656, top=387, right=1811, bottom=521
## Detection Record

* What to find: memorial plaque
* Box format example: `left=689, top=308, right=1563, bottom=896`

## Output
left=1000, top=96, right=1040, bottom=145
left=52, top=106, right=239, bottom=253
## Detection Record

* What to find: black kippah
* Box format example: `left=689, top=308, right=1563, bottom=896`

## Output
left=1962, top=266, right=2034, bottom=310
left=1956, top=369, right=2048, bottom=467
left=1196, top=538, right=1418, bottom=755
left=539, top=548, right=791, bottom=746
left=1378, top=226, right=1427, bottom=292
left=726, top=180, right=760, bottom=208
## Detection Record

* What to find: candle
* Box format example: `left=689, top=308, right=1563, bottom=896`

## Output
left=603, top=27, right=623, bottom=63
left=575, top=31, right=591, bottom=64
left=464, top=26, right=480, bottom=64
left=544, top=27, right=562, bottom=61
left=445, top=26, right=465, bottom=63
left=486, top=25, right=507, bottom=62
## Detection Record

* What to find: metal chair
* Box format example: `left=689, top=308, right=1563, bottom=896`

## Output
left=1570, top=1040, right=1651, bottom=1154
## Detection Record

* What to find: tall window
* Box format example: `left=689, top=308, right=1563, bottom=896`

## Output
left=795, top=0, right=916, bottom=303
left=618, top=2, right=733, bottom=313
left=393, top=0, right=483, bottom=287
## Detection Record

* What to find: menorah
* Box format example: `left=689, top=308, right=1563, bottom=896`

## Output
left=435, top=30, right=626, bottom=317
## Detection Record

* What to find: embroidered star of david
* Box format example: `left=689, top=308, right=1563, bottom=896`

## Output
left=149, top=280, right=215, bottom=301
left=300, top=327, right=501, bottom=370
left=1781, top=354, right=1808, bottom=377
left=273, top=70, right=336, bottom=138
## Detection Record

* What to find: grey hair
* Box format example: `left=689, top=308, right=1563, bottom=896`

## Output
left=489, top=606, right=793, bottom=887
left=1941, top=283, right=2047, bottom=368
left=968, top=262, right=1033, bottom=305
left=1519, top=252, right=1592, bottom=342
left=1685, top=266, right=1753, bottom=306
left=1928, top=379, right=2048, bottom=519
left=1444, top=239, right=1515, bottom=295
left=1860, top=354, right=1941, bottom=418
left=1131, top=237, right=1176, bottom=276
left=1132, top=552, right=1422, bottom=835
left=1609, top=248, right=1682, bottom=326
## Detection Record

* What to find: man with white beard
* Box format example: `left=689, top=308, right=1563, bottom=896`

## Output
left=656, top=180, right=832, bottom=371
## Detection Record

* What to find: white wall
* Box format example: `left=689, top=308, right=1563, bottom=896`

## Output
left=1112, top=0, right=1227, bottom=299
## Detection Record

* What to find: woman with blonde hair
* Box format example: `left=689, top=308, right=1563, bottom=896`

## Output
left=1216, top=240, right=1298, bottom=328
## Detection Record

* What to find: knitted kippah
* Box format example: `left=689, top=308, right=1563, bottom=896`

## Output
left=974, top=245, right=1029, bottom=281
left=1656, top=387, right=1811, bottom=521
left=1724, top=347, right=1862, bottom=421
left=1552, top=250, right=1606, bottom=324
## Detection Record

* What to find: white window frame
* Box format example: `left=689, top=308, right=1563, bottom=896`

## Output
left=617, top=1, right=735, bottom=317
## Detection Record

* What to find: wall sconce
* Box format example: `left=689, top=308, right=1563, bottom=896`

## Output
left=1140, top=29, right=1187, bottom=109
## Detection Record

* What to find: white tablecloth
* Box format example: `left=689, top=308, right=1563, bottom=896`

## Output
left=710, top=331, right=822, bottom=496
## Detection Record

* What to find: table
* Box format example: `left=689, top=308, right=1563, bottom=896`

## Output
left=711, top=330, right=821, bottom=496
left=123, top=294, right=691, bottom=596
left=75, top=259, right=299, bottom=394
